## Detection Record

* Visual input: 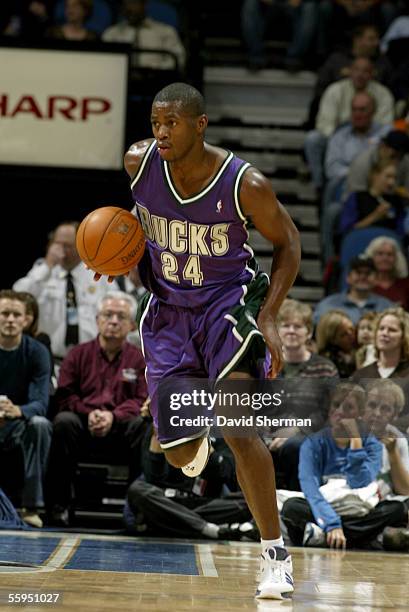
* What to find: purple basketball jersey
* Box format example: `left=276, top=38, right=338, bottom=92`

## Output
left=130, top=141, right=256, bottom=307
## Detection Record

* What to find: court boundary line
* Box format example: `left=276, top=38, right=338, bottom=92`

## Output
left=196, top=544, right=218, bottom=577
left=0, top=536, right=80, bottom=574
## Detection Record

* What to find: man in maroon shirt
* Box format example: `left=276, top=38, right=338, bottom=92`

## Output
left=46, top=291, right=148, bottom=526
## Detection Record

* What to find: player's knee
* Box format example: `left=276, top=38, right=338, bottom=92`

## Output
left=164, top=438, right=202, bottom=468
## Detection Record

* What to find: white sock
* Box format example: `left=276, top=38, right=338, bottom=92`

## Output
left=202, top=522, right=220, bottom=539
left=261, top=536, right=284, bottom=551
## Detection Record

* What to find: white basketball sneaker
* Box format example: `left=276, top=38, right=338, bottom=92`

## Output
left=256, top=546, right=294, bottom=600
left=181, top=436, right=211, bottom=478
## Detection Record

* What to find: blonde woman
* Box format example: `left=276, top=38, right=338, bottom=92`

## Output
left=365, top=236, right=409, bottom=309
left=352, top=307, right=409, bottom=434
left=316, top=309, right=356, bottom=377
left=352, top=307, right=409, bottom=381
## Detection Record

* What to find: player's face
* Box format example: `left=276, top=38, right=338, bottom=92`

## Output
left=151, top=102, right=206, bottom=162
left=97, top=299, right=134, bottom=341
left=0, top=299, right=27, bottom=341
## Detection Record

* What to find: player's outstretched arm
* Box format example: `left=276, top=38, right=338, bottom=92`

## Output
left=240, top=167, right=301, bottom=376
left=124, top=138, right=155, bottom=180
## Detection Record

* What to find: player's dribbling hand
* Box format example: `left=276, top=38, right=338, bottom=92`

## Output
left=92, top=272, right=115, bottom=284
left=86, top=269, right=116, bottom=284
left=257, top=312, right=284, bottom=378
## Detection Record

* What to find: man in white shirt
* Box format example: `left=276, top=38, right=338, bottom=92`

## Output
left=102, top=0, right=185, bottom=72
left=13, top=221, right=118, bottom=360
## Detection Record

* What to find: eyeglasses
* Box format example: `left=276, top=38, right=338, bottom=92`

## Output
left=99, top=311, right=130, bottom=322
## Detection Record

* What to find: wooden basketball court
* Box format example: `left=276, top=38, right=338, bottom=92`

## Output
left=0, top=530, right=408, bottom=610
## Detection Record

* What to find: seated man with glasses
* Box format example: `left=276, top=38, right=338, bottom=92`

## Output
left=46, top=291, right=148, bottom=526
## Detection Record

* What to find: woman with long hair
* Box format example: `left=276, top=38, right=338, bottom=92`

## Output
left=316, top=309, right=356, bottom=377
left=18, top=292, right=51, bottom=349
left=352, top=307, right=409, bottom=431
left=17, top=292, right=54, bottom=385
left=353, top=307, right=409, bottom=380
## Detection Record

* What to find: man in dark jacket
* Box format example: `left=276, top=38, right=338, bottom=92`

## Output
left=0, top=290, right=51, bottom=528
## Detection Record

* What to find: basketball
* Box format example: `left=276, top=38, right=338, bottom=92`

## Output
left=76, top=206, right=145, bottom=276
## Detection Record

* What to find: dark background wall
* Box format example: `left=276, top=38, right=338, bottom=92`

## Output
left=1, top=165, right=134, bottom=288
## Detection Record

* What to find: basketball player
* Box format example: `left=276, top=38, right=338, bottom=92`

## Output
left=107, top=83, right=300, bottom=598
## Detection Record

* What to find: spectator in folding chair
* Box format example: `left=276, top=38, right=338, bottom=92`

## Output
left=46, top=291, right=148, bottom=526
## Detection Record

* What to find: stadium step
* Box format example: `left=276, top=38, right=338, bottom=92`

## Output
left=204, top=66, right=315, bottom=126
left=207, top=125, right=308, bottom=150
left=203, top=64, right=322, bottom=304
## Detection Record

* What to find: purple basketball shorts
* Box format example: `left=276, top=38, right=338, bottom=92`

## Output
left=138, top=273, right=269, bottom=447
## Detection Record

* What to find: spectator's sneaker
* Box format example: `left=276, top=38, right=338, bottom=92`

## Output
left=20, top=508, right=43, bottom=529
left=181, top=436, right=211, bottom=478
left=382, top=527, right=409, bottom=552
left=303, top=522, right=326, bottom=547
left=49, top=505, right=70, bottom=528
left=256, top=546, right=294, bottom=600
